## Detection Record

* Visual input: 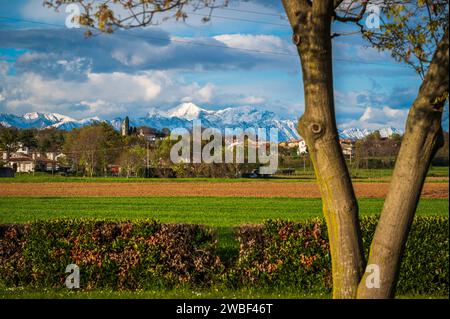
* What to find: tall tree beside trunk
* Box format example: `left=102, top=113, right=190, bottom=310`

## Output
left=282, top=0, right=448, bottom=298
left=357, top=27, right=449, bottom=299
left=281, top=0, right=365, bottom=298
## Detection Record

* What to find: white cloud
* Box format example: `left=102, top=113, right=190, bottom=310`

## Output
left=341, top=106, right=409, bottom=130
left=34, top=71, right=160, bottom=103
left=87, top=72, right=162, bottom=102
left=213, top=34, right=294, bottom=54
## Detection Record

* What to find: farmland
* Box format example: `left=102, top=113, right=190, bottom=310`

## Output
left=0, top=175, right=448, bottom=299
left=0, top=181, right=448, bottom=198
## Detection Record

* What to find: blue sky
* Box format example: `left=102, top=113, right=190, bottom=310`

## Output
left=0, top=0, right=448, bottom=130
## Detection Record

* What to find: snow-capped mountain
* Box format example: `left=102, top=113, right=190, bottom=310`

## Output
left=0, top=112, right=71, bottom=129
left=167, top=102, right=212, bottom=120
left=0, top=112, right=101, bottom=130
left=50, top=116, right=101, bottom=130
left=0, top=103, right=405, bottom=141
left=338, top=127, right=403, bottom=140
left=109, top=103, right=299, bottom=141
left=134, top=103, right=300, bottom=141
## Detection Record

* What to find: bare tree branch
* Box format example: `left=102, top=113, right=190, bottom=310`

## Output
left=43, top=0, right=228, bottom=36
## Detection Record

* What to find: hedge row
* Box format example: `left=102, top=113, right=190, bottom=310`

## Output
left=0, top=220, right=221, bottom=290
left=233, top=217, right=449, bottom=296
left=0, top=217, right=448, bottom=295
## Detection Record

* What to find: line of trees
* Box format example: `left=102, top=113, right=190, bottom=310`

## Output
left=2, top=124, right=448, bottom=176
left=0, top=126, right=65, bottom=160
left=0, top=123, right=262, bottom=178
left=279, top=131, right=448, bottom=170
left=353, top=131, right=449, bottom=168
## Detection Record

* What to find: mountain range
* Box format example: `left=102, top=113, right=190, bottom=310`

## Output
left=0, top=102, right=404, bottom=141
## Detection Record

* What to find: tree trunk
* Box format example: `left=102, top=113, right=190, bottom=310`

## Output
left=282, top=0, right=365, bottom=298
left=357, top=28, right=449, bottom=299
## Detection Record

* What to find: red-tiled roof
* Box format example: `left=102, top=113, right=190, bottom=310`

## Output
left=8, top=157, right=56, bottom=163
left=8, top=157, right=33, bottom=162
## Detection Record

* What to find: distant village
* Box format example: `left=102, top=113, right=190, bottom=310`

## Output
left=0, top=117, right=448, bottom=178
left=0, top=117, right=167, bottom=177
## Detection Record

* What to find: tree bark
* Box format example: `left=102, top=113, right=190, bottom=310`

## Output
left=357, top=28, right=449, bottom=299
left=282, top=0, right=365, bottom=298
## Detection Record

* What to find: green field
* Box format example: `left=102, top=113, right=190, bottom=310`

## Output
left=278, top=166, right=449, bottom=180
left=0, top=196, right=447, bottom=299
left=1, top=286, right=444, bottom=299
left=1, top=166, right=448, bottom=183
left=0, top=197, right=448, bottom=225
left=0, top=286, right=330, bottom=299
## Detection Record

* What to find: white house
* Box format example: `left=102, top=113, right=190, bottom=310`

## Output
left=17, top=143, right=32, bottom=156
left=341, top=145, right=355, bottom=157
left=139, top=128, right=157, bottom=143
left=2, top=151, right=65, bottom=173
left=297, top=140, right=308, bottom=155
left=7, top=156, right=35, bottom=173
left=340, top=139, right=355, bottom=158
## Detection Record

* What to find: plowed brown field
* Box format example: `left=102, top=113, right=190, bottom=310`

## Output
left=0, top=182, right=447, bottom=198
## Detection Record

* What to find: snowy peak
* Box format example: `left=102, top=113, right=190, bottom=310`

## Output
left=0, top=112, right=101, bottom=130
left=339, top=127, right=403, bottom=140
left=167, top=102, right=207, bottom=120
left=214, top=106, right=275, bottom=124
left=378, top=127, right=403, bottom=138
left=50, top=116, right=101, bottom=130
left=22, top=112, right=42, bottom=120
left=22, top=112, right=75, bottom=123
left=147, top=107, right=167, bottom=118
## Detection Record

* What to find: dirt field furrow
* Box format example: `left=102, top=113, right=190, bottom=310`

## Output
left=0, top=182, right=447, bottom=198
